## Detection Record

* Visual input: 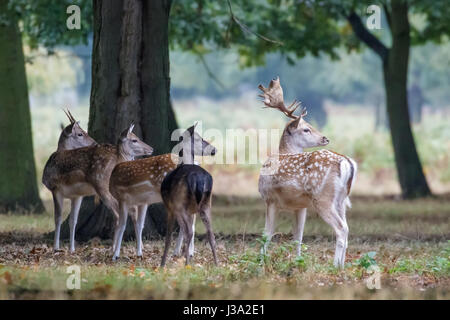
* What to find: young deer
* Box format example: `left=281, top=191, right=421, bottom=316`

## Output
left=160, top=124, right=218, bottom=266
left=42, top=111, right=96, bottom=250
left=42, top=123, right=153, bottom=252
left=57, top=110, right=97, bottom=151
left=109, top=124, right=216, bottom=262
left=258, top=77, right=357, bottom=268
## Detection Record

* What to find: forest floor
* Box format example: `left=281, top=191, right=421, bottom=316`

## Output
left=0, top=195, right=449, bottom=299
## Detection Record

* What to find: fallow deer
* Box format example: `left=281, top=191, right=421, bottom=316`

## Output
left=42, top=110, right=96, bottom=251
left=160, top=124, right=218, bottom=266
left=42, top=123, right=153, bottom=252
left=258, top=77, right=357, bottom=268
left=109, top=124, right=217, bottom=262
left=57, top=110, right=97, bottom=151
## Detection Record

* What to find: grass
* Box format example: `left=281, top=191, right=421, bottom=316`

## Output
left=0, top=195, right=449, bottom=299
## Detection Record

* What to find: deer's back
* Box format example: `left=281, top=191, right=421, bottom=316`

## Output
left=42, top=144, right=117, bottom=191
left=110, top=153, right=177, bottom=203
left=161, top=164, right=213, bottom=213
left=258, top=149, right=346, bottom=209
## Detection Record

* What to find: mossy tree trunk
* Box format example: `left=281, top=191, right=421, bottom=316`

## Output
left=58, top=0, right=176, bottom=241
left=0, top=0, right=44, bottom=213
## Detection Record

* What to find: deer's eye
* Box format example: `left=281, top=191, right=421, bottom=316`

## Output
left=132, top=139, right=138, bottom=143
left=77, top=133, right=83, bottom=137
left=303, top=128, right=311, bottom=133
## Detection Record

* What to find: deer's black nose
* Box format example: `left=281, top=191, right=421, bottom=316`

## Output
left=210, top=147, right=217, bottom=156
left=322, top=136, right=329, bottom=145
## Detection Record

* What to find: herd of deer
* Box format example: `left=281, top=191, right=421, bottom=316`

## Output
left=41, top=78, right=356, bottom=268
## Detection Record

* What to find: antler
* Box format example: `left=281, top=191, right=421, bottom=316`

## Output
left=63, top=108, right=76, bottom=124
left=258, top=77, right=301, bottom=119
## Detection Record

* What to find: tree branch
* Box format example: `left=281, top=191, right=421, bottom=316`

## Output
left=226, top=0, right=283, bottom=45
left=196, top=53, right=226, bottom=90
left=347, top=11, right=389, bottom=61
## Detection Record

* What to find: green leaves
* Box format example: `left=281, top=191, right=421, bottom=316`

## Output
left=354, top=251, right=378, bottom=269
left=9, top=0, right=93, bottom=49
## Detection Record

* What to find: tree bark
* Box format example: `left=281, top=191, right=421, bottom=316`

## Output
left=0, top=0, right=44, bottom=213
left=382, top=0, right=430, bottom=198
left=348, top=0, right=431, bottom=198
left=58, top=0, right=176, bottom=241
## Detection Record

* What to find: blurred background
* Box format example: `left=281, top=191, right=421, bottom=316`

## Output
left=29, top=37, right=450, bottom=200
left=0, top=0, right=449, bottom=299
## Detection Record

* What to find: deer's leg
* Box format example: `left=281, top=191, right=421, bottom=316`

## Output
left=261, top=202, right=277, bottom=255
left=135, top=205, right=147, bottom=257
left=181, top=213, right=194, bottom=266
left=112, top=203, right=129, bottom=261
left=174, top=213, right=196, bottom=257
left=95, top=186, right=120, bottom=252
left=173, top=229, right=184, bottom=257
left=293, top=208, right=307, bottom=257
left=52, top=191, right=64, bottom=251
left=189, top=214, right=196, bottom=257
left=160, top=211, right=175, bottom=267
left=335, top=200, right=349, bottom=265
left=68, top=197, right=82, bottom=253
left=199, top=206, right=218, bottom=266
left=94, top=186, right=120, bottom=220
left=128, top=206, right=139, bottom=256
left=318, top=206, right=348, bottom=268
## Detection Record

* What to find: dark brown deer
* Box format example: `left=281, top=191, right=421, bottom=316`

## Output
left=258, top=77, right=357, bottom=268
left=160, top=124, right=218, bottom=266
left=42, top=123, right=153, bottom=252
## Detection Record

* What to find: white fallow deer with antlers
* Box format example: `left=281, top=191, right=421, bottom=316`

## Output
left=258, top=77, right=357, bottom=268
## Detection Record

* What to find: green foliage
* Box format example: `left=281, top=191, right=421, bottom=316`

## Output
left=8, top=0, right=93, bottom=49
left=389, top=243, right=449, bottom=275
left=170, top=0, right=450, bottom=68
left=354, top=251, right=378, bottom=269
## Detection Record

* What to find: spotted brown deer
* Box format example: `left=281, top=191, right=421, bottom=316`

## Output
left=160, top=124, right=218, bottom=266
left=109, top=153, right=177, bottom=260
left=42, top=123, right=153, bottom=252
left=109, top=124, right=216, bottom=262
left=42, top=111, right=96, bottom=250
left=258, top=77, right=357, bottom=268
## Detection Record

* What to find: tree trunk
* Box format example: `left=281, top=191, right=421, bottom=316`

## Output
left=0, top=0, right=44, bottom=213
left=348, top=0, right=431, bottom=198
left=58, top=0, right=176, bottom=241
left=382, top=0, right=431, bottom=198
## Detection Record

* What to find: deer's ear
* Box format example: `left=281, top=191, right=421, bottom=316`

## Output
left=291, top=117, right=301, bottom=129
left=63, top=123, right=74, bottom=135
left=71, top=121, right=81, bottom=133
left=186, top=124, right=196, bottom=135
left=127, top=123, right=135, bottom=136
left=120, top=127, right=129, bottom=140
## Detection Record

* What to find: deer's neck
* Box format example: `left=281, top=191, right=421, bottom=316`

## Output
left=117, top=146, right=133, bottom=163
left=278, top=133, right=303, bottom=154
left=181, top=150, right=195, bottom=165
left=179, top=141, right=195, bottom=165
left=57, top=137, right=69, bottom=152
